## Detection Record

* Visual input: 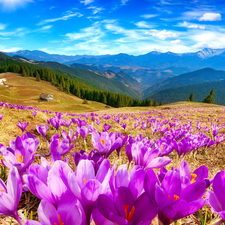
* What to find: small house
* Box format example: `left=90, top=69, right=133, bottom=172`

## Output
left=0, top=78, right=6, bottom=85
left=39, top=93, right=53, bottom=101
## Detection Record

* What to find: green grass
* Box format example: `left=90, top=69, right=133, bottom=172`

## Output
left=0, top=72, right=107, bottom=113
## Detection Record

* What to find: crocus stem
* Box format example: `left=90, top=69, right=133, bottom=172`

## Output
left=14, top=214, right=25, bottom=225
left=84, top=140, right=87, bottom=151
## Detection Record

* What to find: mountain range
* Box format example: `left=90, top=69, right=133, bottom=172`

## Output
left=3, top=49, right=225, bottom=105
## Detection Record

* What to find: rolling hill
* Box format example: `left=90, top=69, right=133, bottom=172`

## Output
left=37, top=61, right=140, bottom=99
left=143, top=68, right=225, bottom=98
left=0, top=72, right=107, bottom=113
left=147, top=79, right=225, bottom=105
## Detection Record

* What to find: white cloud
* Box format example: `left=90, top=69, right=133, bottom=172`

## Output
left=191, top=42, right=220, bottom=49
left=199, top=13, right=221, bottom=21
left=65, top=22, right=104, bottom=42
left=135, top=21, right=154, bottom=28
left=0, top=23, right=6, bottom=30
left=80, top=0, right=94, bottom=5
left=145, top=29, right=177, bottom=40
left=38, top=12, right=82, bottom=25
left=141, top=14, right=158, bottom=19
left=0, top=47, right=21, bottom=52
left=39, top=25, right=52, bottom=31
left=170, top=39, right=182, bottom=44
left=121, top=0, right=129, bottom=5
left=87, top=6, right=104, bottom=14
left=0, top=0, right=33, bottom=11
left=178, top=21, right=205, bottom=30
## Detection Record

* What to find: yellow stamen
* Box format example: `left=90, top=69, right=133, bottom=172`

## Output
left=161, top=145, right=164, bottom=150
left=191, top=173, right=197, bottom=183
left=0, top=190, right=5, bottom=192
left=100, top=139, right=105, bottom=145
left=83, top=178, right=86, bottom=184
left=16, top=154, right=23, bottom=163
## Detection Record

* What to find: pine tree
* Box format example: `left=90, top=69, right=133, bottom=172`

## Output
left=35, top=69, right=41, bottom=81
left=203, top=88, right=214, bottom=104
left=187, top=92, right=194, bottom=102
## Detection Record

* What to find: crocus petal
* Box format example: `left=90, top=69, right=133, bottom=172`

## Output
left=114, top=187, right=135, bottom=219
left=97, top=194, right=121, bottom=221
left=213, top=171, right=225, bottom=208
left=76, top=160, right=95, bottom=188
left=23, top=175, right=55, bottom=204
left=144, top=169, right=159, bottom=203
left=128, top=165, right=145, bottom=200
left=25, top=221, right=41, bottom=225
left=193, top=165, right=208, bottom=182
left=38, top=200, right=58, bottom=225
left=0, top=193, right=16, bottom=217
left=180, top=181, right=206, bottom=203
left=131, top=193, right=158, bottom=224
left=180, top=161, right=191, bottom=180
left=207, top=190, right=223, bottom=213
left=144, top=157, right=171, bottom=170
left=6, top=167, right=22, bottom=208
left=162, top=170, right=181, bottom=198
left=92, top=207, right=114, bottom=225
left=115, top=165, right=129, bottom=189
left=155, top=183, right=169, bottom=209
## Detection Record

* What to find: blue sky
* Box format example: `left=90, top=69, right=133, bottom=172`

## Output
left=0, top=0, right=224, bottom=55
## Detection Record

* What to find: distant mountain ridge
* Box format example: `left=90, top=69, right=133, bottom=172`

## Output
left=5, top=48, right=225, bottom=72
left=148, top=79, right=225, bottom=105
left=143, top=68, right=225, bottom=98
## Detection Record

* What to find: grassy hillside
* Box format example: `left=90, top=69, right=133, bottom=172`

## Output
left=143, top=68, right=225, bottom=98
left=0, top=72, right=107, bottom=113
left=38, top=61, right=140, bottom=99
left=148, top=79, right=225, bottom=105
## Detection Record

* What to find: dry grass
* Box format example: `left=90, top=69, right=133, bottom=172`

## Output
left=1, top=82, right=225, bottom=224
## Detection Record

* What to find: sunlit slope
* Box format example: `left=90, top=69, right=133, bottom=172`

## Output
left=0, top=73, right=107, bottom=113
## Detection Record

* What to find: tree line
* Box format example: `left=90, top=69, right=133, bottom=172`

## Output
left=0, top=59, right=162, bottom=108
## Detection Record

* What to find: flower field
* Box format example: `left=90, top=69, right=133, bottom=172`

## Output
left=0, top=101, right=225, bottom=225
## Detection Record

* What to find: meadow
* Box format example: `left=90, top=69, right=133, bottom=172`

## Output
left=0, top=74, right=225, bottom=225
left=0, top=100, right=224, bottom=225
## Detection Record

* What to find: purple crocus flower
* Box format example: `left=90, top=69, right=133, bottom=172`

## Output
left=73, top=150, right=104, bottom=173
left=36, top=124, right=48, bottom=140
left=0, top=167, right=23, bottom=225
left=207, top=171, right=225, bottom=222
left=179, top=160, right=209, bottom=189
left=91, top=131, right=120, bottom=158
left=0, top=133, right=39, bottom=175
left=0, top=114, right=3, bottom=121
left=120, top=122, right=127, bottom=130
left=77, top=126, right=89, bottom=142
left=49, top=117, right=61, bottom=131
left=95, top=119, right=101, bottom=125
left=32, top=111, right=37, bottom=118
left=150, top=170, right=207, bottom=225
left=17, top=121, right=29, bottom=133
left=25, top=197, right=85, bottom=225
left=110, top=165, right=145, bottom=200
left=50, top=134, right=74, bottom=156
left=96, top=186, right=158, bottom=225
left=103, top=123, right=111, bottom=132
left=62, top=129, right=78, bottom=144
left=126, top=141, right=171, bottom=171
left=68, top=159, right=114, bottom=224
left=23, top=161, right=73, bottom=206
